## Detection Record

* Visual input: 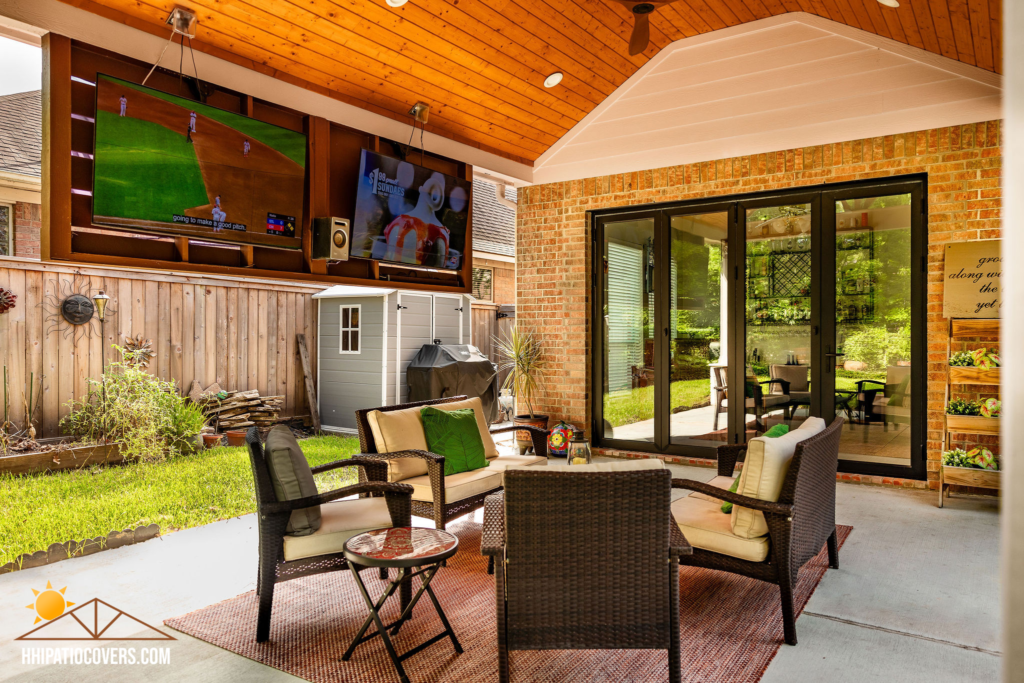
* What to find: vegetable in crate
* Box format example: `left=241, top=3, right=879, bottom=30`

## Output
left=967, top=447, right=998, bottom=470
left=979, top=398, right=1001, bottom=418
left=949, top=351, right=975, bottom=367
left=946, top=398, right=981, bottom=416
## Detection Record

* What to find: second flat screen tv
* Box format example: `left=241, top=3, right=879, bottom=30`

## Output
left=92, top=74, right=307, bottom=249
left=350, top=150, right=470, bottom=270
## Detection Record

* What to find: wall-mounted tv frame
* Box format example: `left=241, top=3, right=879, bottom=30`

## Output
left=91, top=74, right=307, bottom=250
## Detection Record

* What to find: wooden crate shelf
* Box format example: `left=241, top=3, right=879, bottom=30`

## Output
left=948, top=366, right=1000, bottom=385
left=941, top=466, right=1000, bottom=491
left=944, top=414, right=1000, bottom=435
left=942, top=317, right=1001, bottom=508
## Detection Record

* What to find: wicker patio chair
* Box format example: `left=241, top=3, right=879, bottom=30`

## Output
left=354, top=396, right=549, bottom=531
left=670, top=417, right=844, bottom=646
left=482, top=462, right=691, bottom=683
left=246, top=427, right=414, bottom=643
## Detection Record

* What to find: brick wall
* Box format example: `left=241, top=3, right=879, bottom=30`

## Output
left=13, top=202, right=41, bottom=259
left=517, top=120, right=1002, bottom=487
left=475, top=255, right=516, bottom=305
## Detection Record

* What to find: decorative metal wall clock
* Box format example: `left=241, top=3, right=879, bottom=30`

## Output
left=40, top=272, right=117, bottom=343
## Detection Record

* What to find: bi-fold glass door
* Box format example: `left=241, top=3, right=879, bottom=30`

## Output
left=593, top=178, right=926, bottom=479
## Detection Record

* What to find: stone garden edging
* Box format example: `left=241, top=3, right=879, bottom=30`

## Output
left=0, top=523, right=161, bottom=574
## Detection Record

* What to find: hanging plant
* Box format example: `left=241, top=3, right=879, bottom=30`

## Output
left=0, top=287, right=15, bottom=314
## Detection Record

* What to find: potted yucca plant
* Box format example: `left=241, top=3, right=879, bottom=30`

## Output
left=495, top=326, right=548, bottom=455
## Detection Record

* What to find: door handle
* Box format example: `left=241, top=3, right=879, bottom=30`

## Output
left=824, top=353, right=845, bottom=357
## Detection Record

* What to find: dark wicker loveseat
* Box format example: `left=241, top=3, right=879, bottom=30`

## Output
left=671, top=417, right=844, bottom=646
left=482, top=462, right=691, bottom=683
left=245, top=427, right=414, bottom=643
left=354, top=396, right=549, bottom=530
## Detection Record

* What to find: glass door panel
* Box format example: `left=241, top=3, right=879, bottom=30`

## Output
left=744, top=204, right=812, bottom=437
left=833, top=193, right=914, bottom=466
left=601, top=218, right=657, bottom=443
left=668, top=212, right=729, bottom=446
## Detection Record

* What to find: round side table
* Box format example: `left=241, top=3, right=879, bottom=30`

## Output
left=342, top=527, right=462, bottom=683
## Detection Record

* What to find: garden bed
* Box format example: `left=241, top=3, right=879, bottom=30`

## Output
left=0, top=442, right=123, bottom=476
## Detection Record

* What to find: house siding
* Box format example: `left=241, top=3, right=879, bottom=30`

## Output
left=516, top=120, right=1003, bottom=489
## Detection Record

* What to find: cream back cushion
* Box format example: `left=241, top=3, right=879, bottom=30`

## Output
left=731, top=417, right=826, bottom=539
left=367, top=397, right=498, bottom=482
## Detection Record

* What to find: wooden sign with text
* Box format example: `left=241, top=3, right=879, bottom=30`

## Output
left=943, top=240, right=1001, bottom=318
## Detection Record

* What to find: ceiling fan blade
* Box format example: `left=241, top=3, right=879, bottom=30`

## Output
left=629, top=12, right=651, bottom=56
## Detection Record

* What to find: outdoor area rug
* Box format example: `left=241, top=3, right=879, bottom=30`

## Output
left=166, top=520, right=852, bottom=683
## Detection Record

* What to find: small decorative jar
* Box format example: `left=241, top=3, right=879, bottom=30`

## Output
left=547, top=421, right=573, bottom=458
left=566, top=427, right=592, bottom=466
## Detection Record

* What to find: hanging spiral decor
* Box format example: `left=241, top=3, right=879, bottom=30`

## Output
left=0, top=287, right=15, bottom=314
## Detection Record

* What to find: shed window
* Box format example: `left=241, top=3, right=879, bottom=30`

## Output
left=472, top=267, right=493, bottom=301
left=339, top=304, right=361, bottom=354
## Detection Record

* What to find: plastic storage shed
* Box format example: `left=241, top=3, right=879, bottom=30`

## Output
left=407, top=344, right=500, bottom=423
left=313, top=285, right=474, bottom=433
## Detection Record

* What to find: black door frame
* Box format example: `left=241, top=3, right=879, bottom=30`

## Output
left=590, top=174, right=928, bottom=480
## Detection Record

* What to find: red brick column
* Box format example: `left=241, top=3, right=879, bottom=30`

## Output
left=14, top=202, right=41, bottom=259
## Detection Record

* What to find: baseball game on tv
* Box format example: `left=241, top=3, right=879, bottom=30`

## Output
left=91, top=74, right=307, bottom=249
left=350, top=150, right=471, bottom=270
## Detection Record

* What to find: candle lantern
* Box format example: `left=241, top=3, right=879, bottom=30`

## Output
left=567, top=427, right=592, bottom=466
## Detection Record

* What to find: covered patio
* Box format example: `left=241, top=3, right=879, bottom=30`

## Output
left=0, top=0, right=1021, bottom=681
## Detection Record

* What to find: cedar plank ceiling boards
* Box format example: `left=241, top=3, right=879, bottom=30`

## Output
left=58, top=0, right=1001, bottom=165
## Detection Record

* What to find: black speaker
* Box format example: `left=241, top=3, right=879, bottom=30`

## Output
left=312, top=217, right=350, bottom=261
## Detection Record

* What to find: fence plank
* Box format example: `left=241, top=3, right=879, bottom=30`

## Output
left=170, top=283, right=183, bottom=390
left=267, top=291, right=278, bottom=399
left=6, top=269, right=26, bottom=429
left=157, top=281, right=171, bottom=380
left=182, top=284, right=195, bottom=392
left=227, top=287, right=238, bottom=391
left=257, top=290, right=268, bottom=396
left=25, top=270, right=43, bottom=436
left=41, top=272, right=59, bottom=436
left=204, top=286, right=217, bottom=387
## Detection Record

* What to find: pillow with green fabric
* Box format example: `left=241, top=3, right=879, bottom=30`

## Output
left=887, top=375, right=911, bottom=406
left=421, top=407, right=489, bottom=476
left=721, top=424, right=789, bottom=513
left=720, top=476, right=741, bottom=514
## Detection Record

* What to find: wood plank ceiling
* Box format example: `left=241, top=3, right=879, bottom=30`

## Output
left=62, top=0, right=1002, bottom=165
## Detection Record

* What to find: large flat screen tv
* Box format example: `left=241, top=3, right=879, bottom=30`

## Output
left=350, top=150, right=470, bottom=270
left=92, top=75, right=307, bottom=249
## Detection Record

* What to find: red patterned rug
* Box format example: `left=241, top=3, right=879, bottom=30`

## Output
left=166, top=520, right=851, bottom=682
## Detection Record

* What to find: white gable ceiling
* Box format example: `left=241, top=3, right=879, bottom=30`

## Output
left=533, top=13, right=1002, bottom=186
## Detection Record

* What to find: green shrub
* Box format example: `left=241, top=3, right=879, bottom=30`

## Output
left=60, top=346, right=206, bottom=461
left=842, top=324, right=911, bottom=370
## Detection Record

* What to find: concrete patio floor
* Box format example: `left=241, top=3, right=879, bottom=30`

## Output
left=0, top=458, right=1000, bottom=682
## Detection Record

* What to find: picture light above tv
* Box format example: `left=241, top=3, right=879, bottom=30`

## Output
left=91, top=74, right=307, bottom=250
left=350, top=149, right=471, bottom=271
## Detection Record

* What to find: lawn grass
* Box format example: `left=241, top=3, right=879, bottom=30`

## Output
left=603, top=378, right=711, bottom=428
left=0, top=435, right=361, bottom=567
left=93, top=110, right=209, bottom=223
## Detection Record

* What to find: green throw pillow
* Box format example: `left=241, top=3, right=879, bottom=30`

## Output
left=720, top=477, right=741, bottom=514
left=720, top=425, right=788, bottom=513
left=888, top=375, right=911, bottom=406
left=421, top=407, right=489, bottom=476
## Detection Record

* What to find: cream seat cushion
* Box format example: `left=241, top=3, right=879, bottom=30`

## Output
left=672, top=495, right=769, bottom=563
left=731, top=417, right=826, bottom=539
left=367, top=397, right=498, bottom=482
left=403, top=467, right=504, bottom=504
left=687, top=475, right=737, bottom=503
left=282, top=497, right=394, bottom=562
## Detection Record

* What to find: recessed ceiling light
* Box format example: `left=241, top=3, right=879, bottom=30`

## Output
left=544, top=72, right=563, bottom=88
left=386, top=0, right=407, bottom=6
left=877, top=0, right=899, bottom=7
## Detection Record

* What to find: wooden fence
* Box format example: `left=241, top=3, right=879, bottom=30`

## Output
left=471, top=303, right=515, bottom=389
left=0, top=258, right=322, bottom=439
